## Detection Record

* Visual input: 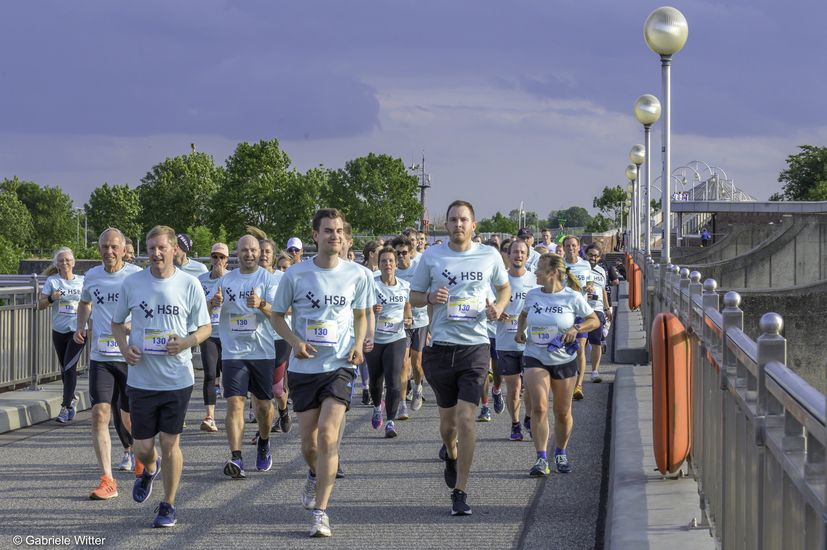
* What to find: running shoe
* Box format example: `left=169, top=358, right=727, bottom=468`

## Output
left=444, top=457, right=457, bottom=489
left=135, top=460, right=145, bottom=477
left=271, top=416, right=282, bottom=433
left=591, top=371, right=602, bottom=383
left=492, top=390, right=505, bottom=414
left=411, top=385, right=424, bottom=411
left=200, top=416, right=218, bottom=433
left=214, top=385, right=221, bottom=399
left=56, top=407, right=70, bottom=424
left=451, top=489, right=472, bottom=516
left=89, top=475, right=118, bottom=500
left=361, top=389, right=372, bottom=406
left=251, top=431, right=261, bottom=446
left=555, top=451, right=572, bottom=473
left=309, top=509, right=331, bottom=537
left=405, top=379, right=414, bottom=401
left=67, top=406, right=77, bottom=421
left=279, top=408, right=292, bottom=433
left=371, top=407, right=383, bottom=430
left=397, top=401, right=410, bottom=421
left=336, top=462, right=345, bottom=479
left=302, top=471, right=317, bottom=509
left=529, top=457, right=551, bottom=477
left=153, top=502, right=176, bottom=528
left=133, top=457, right=161, bottom=503
left=223, top=456, right=246, bottom=479
left=385, top=420, right=398, bottom=438
left=439, top=443, right=448, bottom=462
left=117, top=451, right=135, bottom=471
left=510, top=423, right=524, bottom=441
left=247, top=406, right=256, bottom=423
left=476, top=405, right=492, bottom=422
left=256, top=439, right=272, bottom=471
left=573, top=385, right=584, bottom=401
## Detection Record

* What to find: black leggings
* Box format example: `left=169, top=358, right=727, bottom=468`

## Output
left=51, top=330, right=85, bottom=408
left=366, top=338, right=406, bottom=421
left=111, top=391, right=133, bottom=450
left=199, top=337, right=222, bottom=405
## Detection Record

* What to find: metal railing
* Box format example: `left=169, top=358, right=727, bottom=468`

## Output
left=641, top=257, right=826, bottom=549
left=0, top=276, right=90, bottom=390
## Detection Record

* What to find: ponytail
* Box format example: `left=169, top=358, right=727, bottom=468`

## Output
left=564, top=266, right=582, bottom=293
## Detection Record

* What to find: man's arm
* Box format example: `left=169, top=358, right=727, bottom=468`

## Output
left=349, top=307, right=368, bottom=365
left=112, top=321, right=141, bottom=365
left=73, top=301, right=92, bottom=344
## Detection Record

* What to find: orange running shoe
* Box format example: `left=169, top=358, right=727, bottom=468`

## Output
left=89, top=475, right=118, bottom=500
left=573, top=385, right=584, bottom=401
left=134, top=460, right=145, bottom=478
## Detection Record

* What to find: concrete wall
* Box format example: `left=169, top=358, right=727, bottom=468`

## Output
left=684, top=215, right=827, bottom=288
left=735, top=280, right=827, bottom=395
left=673, top=219, right=778, bottom=264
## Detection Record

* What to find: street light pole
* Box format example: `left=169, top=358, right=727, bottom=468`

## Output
left=625, top=167, right=637, bottom=253
left=633, top=94, right=661, bottom=258
left=644, top=6, right=688, bottom=265
left=409, top=152, right=431, bottom=231
left=629, top=145, right=645, bottom=254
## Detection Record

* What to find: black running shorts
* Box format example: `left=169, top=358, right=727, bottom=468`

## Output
left=89, top=360, right=130, bottom=411
left=127, top=385, right=192, bottom=439
left=495, top=350, right=524, bottom=376
left=422, top=342, right=489, bottom=408
left=222, top=359, right=276, bottom=400
left=523, top=356, right=578, bottom=380
left=288, top=368, right=355, bottom=413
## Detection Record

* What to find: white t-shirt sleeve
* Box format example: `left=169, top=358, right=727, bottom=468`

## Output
left=573, top=293, right=595, bottom=318
left=491, top=251, right=509, bottom=288
left=272, top=272, right=294, bottom=314
left=188, top=280, right=211, bottom=331
left=353, top=269, right=369, bottom=310
left=409, top=253, right=431, bottom=293
left=111, top=279, right=130, bottom=324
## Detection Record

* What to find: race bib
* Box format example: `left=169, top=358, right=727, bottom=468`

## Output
left=530, top=325, right=556, bottom=345
left=143, top=329, right=173, bottom=355
left=306, top=320, right=338, bottom=347
left=58, top=299, right=78, bottom=315
left=506, top=315, right=519, bottom=333
left=376, top=316, right=402, bottom=335
left=97, top=335, right=121, bottom=356
left=209, top=307, right=220, bottom=325
left=447, top=295, right=481, bottom=321
left=230, top=313, right=257, bottom=333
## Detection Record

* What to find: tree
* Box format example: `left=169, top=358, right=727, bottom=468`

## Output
left=0, top=177, right=75, bottom=253
left=774, top=146, right=827, bottom=201
left=85, top=183, right=141, bottom=242
left=548, top=206, right=592, bottom=228
left=477, top=212, right=518, bottom=234
left=585, top=213, right=611, bottom=233
left=0, top=235, right=24, bottom=274
left=187, top=225, right=228, bottom=257
left=0, top=189, right=35, bottom=249
left=592, top=186, right=628, bottom=227
left=137, top=151, right=224, bottom=233
left=508, top=209, right=539, bottom=229
left=323, top=153, right=421, bottom=234
left=214, top=139, right=326, bottom=246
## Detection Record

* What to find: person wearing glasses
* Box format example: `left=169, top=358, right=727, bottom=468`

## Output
left=197, top=243, right=230, bottom=432
left=514, top=253, right=599, bottom=477
left=286, top=237, right=303, bottom=264
left=584, top=244, right=611, bottom=383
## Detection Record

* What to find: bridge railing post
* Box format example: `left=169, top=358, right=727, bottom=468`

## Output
left=688, top=271, right=702, bottom=333
left=720, top=291, right=743, bottom=550
left=678, top=267, right=690, bottom=323
left=29, top=274, right=40, bottom=390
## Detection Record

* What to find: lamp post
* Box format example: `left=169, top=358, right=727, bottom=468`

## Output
left=625, top=166, right=638, bottom=253
left=629, top=145, right=645, bottom=254
left=623, top=198, right=632, bottom=251
left=644, top=6, right=688, bottom=265
left=633, top=94, right=661, bottom=257
left=408, top=152, right=431, bottom=231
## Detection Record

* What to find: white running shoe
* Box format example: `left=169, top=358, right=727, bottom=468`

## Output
left=117, top=451, right=135, bottom=471
left=302, top=472, right=317, bottom=509
left=309, top=510, right=331, bottom=537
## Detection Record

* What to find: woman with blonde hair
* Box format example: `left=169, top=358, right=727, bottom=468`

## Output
left=38, top=247, right=86, bottom=423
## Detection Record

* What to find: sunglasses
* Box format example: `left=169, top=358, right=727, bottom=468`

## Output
left=288, top=247, right=301, bottom=253
left=587, top=254, right=600, bottom=258
left=211, top=254, right=227, bottom=260
left=396, top=250, right=410, bottom=256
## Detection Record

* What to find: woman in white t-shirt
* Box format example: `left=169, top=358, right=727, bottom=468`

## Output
left=38, top=247, right=85, bottom=423
left=515, top=253, right=599, bottom=477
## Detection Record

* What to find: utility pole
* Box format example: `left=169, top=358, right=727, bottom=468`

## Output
left=409, top=152, right=431, bottom=231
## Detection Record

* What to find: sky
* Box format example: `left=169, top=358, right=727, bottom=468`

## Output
left=0, top=0, right=824, bottom=221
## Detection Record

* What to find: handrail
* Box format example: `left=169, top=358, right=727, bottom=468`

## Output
left=644, top=256, right=826, bottom=549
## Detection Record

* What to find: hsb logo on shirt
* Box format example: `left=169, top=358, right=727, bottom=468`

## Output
left=511, top=291, right=527, bottom=302
left=442, top=268, right=483, bottom=286
left=531, top=302, right=563, bottom=314
left=93, top=289, right=119, bottom=305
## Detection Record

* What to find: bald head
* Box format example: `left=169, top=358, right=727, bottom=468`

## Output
left=99, top=227, right=125, bottom=246
left=237, top=234, right=261, bottom=273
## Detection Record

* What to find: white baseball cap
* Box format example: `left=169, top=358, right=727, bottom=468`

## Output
left=286, top=237, right=303, bottom=250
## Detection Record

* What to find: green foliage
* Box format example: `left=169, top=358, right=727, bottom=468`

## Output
left=85, top=183, right=141, bottom=241
left=187, top=225, right=219, bottom=258
left=477, top=212, right=518, bottom=234
left=775, top=145, right=827, bottom=201
left=507, top=209, right=539, bottom=230
left=215, top=140, right=325, bottom=246
left=0, top=177, right=75, bottom=251
left=72, top=244, right=102, bottom=260
left=548, top=206, right=592, bottom=228
left=592, top=185, right=627, bottom=225
left=0, top=235, right=24, bottom=273
left=137, top=152, right=224, bottom=233
left=0, top=189, right=35, bottom=248
left=650, top=199, right=661, bottom=213
left=585, top=213, right=611, bottom=233
left=323, top=153, right=421, bottom=234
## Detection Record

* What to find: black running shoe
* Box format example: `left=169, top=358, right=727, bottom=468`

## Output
left=444, top=457, right=457, bottom=489
left=451, top=489, right=472, bottom=516
left=361, top=389, right=372, bottom=406
left=336, top=462, right=345, bottom=479
left=439, top=443, right=448, bottom=461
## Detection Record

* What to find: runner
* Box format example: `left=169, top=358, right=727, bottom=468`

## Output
left=562, top=235, right=594, bottom=400
left=515, top=253, right=599, bottom=476
left=362, top=240, right=381, bottom=273
left=73, top=228, right=142, bottom=500
left=584, top=244, right=612, bottom=382
left=392, top=235, right=428, bottom=414
left=366, top=246, right=412, bottom=438
left=409, top=200, right=510, bottom=516
left=271, top=208, right=369, bottom=537
left=124, top=238, right=136, bottom=263
left=287, top=237, right=303, bottom=264
left=39, top=247, right=85, bottom=423
left=174, top=233, right=208, bottom=277
left=495, top=240, right=538, bottom=441
left=217, top=235, right=278, bottom=478
left=539, top=228, right=558, bottom=254
left=197, top=243, right=230, bottom=433
left=416, top=231, right=427, bottom=253
left=276, top=253, right=293, bottom=272
left=112, top=224, right=211, bottom=527
left=518, top=228, right=541, bottom=272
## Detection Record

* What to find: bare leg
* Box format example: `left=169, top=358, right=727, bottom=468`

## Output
left=438, top=401, right=477, bottom=492
left=158, top=432, right=183, bottom=504
left=503, top=374, right=522, bottom=422
left=91, top=403, right=113, bottom=477
left=225, top=396, right=246, bottom=451
left=550, top=376, right=576, bottom=449
left=312, top=399, right=347, bottom=510
left=524, top=368, right=551, bottom=452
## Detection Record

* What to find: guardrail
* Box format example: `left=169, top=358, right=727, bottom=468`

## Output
left=640, top=256, right=826, bottom=549
left=0, top=276, right=90, bottom=391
